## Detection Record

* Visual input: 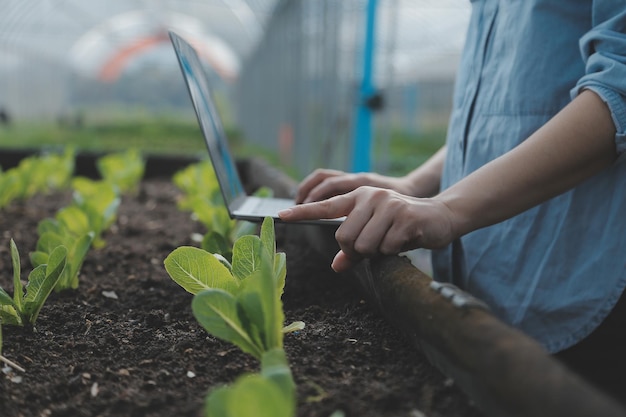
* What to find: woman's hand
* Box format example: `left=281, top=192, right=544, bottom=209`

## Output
left=295, top=169, right=417, bottom=204
left=296, top=147, right=447, bottom=204
left=281, top=186, right=457, bottom=272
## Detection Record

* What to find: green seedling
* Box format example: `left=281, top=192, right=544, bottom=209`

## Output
left=166, top=218, right=302, bottom=417
left=172, top=160, right=240, bottom=242
left=0, top=148, right=74, bottom=209
left=164, top=217, right=304, bottom=359
left=173, top=160, right=269, bottom=262
left=173, top=160, right=222, bottom=210
left=205, top=349, right=296, bottom=417
left=28, top=147, right=75, bottom=195
left=69, top=177, right=120, bottom=248
left=97, top=148, right=145, bottom=194
left=30, top=218, right=94, bottom=291
left=0, top=240, right=67, bottom=327
left=0, top=169, right=21, bottom=208
left=10, top=150, right=74, bottom=199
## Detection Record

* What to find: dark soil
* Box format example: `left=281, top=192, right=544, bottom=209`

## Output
left=0, top=178, right=484, bottom=417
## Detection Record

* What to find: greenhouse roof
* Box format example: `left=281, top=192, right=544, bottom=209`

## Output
left=1, top=0, right=470, bottom=83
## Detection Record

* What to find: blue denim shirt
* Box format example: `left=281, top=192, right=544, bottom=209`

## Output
left=432, top=0, right=626, bottom=353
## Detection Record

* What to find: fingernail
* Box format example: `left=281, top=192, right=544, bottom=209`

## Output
left=278, top=208, right=292, bottom=218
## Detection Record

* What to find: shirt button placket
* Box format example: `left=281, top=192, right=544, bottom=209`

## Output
left=460, top=1, right=498, bottom=164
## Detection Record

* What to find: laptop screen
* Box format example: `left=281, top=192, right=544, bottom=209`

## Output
left=169, top=31, right=245, bottom=207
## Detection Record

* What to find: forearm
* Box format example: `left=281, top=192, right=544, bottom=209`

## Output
left=404, top=145, right=447, bottom=197
left=436, top=89, right=618, bottom=238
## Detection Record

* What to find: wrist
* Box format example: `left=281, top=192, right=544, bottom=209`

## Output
left=433, top=187, right=487, bottom=240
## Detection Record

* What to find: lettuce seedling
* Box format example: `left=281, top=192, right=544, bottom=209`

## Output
left=172, top=160, right=223, bottom=210
left=30, top=218, right=94, bottom=291
left=0, top=169, right=21, bottom=209
left=68, top=177, right=120, bottom=248
left=96, top=148, right=145, bottom=194
left=0, top=240, right=67, bottom=327
left=204, top=349, right=296, bottom=417
left=164, top=217, right=304, bottom=359
left=172, top=160, right=260, bottom=261
left=0, top=148, right=74, bottom=209
left=26, top=147, right=75, bottom=195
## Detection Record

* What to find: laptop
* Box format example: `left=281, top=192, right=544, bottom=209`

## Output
left=169, top=30, right=343, bottom=225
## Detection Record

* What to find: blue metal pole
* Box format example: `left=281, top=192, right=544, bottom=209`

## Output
left=351, top=0, right=378, bottom=172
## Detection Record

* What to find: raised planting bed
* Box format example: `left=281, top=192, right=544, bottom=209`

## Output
left=2, top=151, right=624, bottom=417
left=0, top=152, right=482, bottom=417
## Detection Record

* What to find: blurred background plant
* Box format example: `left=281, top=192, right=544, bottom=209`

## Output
left=0, top=0, right=468, bottom=180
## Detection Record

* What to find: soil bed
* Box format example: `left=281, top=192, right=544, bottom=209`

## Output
left=0, top=178, right=483, bottom=417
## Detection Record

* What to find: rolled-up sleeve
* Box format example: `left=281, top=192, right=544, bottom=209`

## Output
left=571, top=1, right=626, bottom=154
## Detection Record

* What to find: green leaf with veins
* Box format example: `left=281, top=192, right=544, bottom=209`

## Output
left=164, top=246, right=239, bottom=295
left=232, top=235, right=262, bottom=282
left=260, top=216, right=276, bottom=260
left=0, top=305, right=21, bottom=326
left=192, top=289, right=262, bottom=359
left=23, top=245, right=67, bottom=324
left=0, top=288, right=14, bottom=307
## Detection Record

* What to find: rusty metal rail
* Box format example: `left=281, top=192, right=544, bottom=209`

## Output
left=355, top=255, right=626, bottom=417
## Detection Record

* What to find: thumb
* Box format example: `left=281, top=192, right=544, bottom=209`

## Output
left=331, top=250, right=360, bottom=272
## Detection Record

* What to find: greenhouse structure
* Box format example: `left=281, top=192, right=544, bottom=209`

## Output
left=1, top=2, right=625, bottom=417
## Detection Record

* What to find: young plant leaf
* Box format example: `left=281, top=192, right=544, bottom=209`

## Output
left=260, top=348, right=296, bottom=400
left=0, top=305, right=22, bottom=326
left=34, top=231, right=65, bottom=255
left=58, top=232, right=93, bottom=290
left=237, top=249, right=283, bottom=351
left=0, top=288, right=15, bottom=308
left=274, top=252, right=287, bottom=295
left=70, top=177, right=121, bottom=247
left=10, top=239, right=23, bottom=312
left=96, top=148, right=145, bottom=193
left=29, top=251, right=49, bottom=268
left=232, top=220, right=258, bottom=240
left=235, top=301, right=265, bottom=353
left=0, top=279, right=21, bottom=325
left=56, top=205, right=90, bottom=237
left=164, top=246, right=239, bottom=295
left=204, top=373, right=294, bottom=417
left=212, top=253, right=233, bottom=272
left=231, top=235, right=262, bottom=282
left=37, top=218, right=61, bottom=236
left=236, top=276, right=269, bottom=351
left=201, top=231, right=233, bottom=262
left=23, top=245, right=67, bottom=324
left=282, top=321, right=305, bottom=334
left=203, top=386, right=231, bottom=417
left=21, top=265, right=45, bottom=321
left=192, top=289, right=262, bottom=359
left=260, top=217, right=276, bottom=261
